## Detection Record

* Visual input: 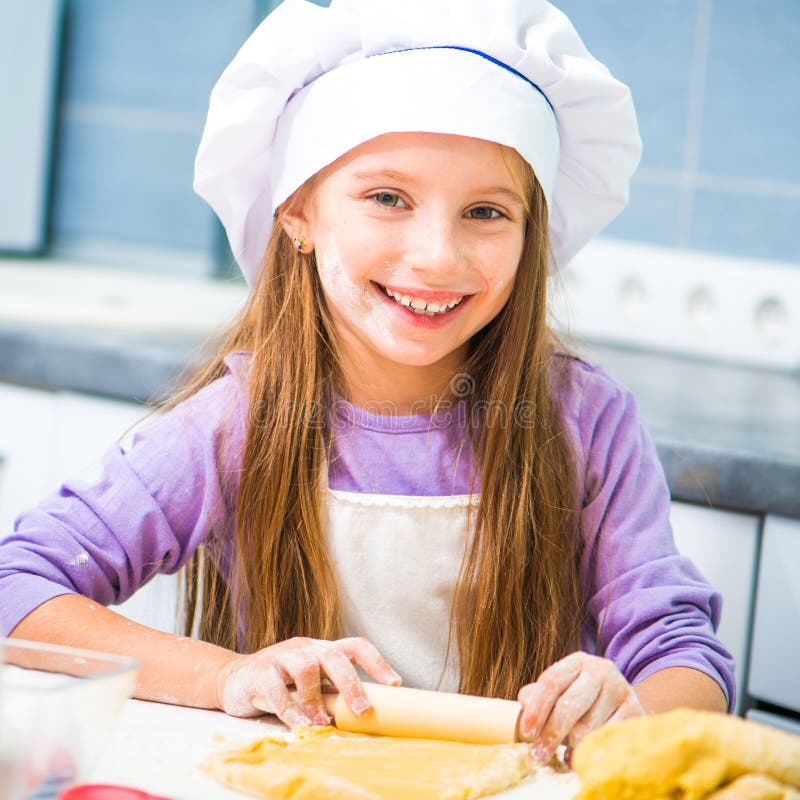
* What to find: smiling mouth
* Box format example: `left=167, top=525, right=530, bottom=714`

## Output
left=373, top=282, right=467, bottom=316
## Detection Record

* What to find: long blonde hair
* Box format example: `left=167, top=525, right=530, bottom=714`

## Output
left=175, top=157, right=583, bottom=699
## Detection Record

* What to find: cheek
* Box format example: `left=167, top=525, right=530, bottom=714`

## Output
left=317, top=218, right=375, bottom=280
left=479, top=240, right=522, bottom=295
left=318, top=242, right=352, bottom=298
left=316, top=217, right=402, bottom=298
left=317, top=220, right=360, bottom=282
left=316, top=235, right=375, bottom=315
left=317, top=237, right=346, bottom=286
left=486, top=275, right=516, bottom=318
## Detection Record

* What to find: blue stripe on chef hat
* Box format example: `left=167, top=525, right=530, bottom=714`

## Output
left=390, top=46, right=555, bottom=113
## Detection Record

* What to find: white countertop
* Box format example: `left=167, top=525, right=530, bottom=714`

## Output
left=0, top=258, right=246, bottom=336
left=88, top=699, right=579, bottom=800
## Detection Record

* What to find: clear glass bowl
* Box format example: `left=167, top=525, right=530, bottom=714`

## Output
left=0, top=638, right=138, bottom=800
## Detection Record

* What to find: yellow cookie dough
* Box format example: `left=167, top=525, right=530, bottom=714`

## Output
left=572, top=709, right=800, bottom=800
left=202, top=725, right=534, bottom=800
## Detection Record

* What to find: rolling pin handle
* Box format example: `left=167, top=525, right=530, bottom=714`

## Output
left=256, top=685, right=522, bottom=745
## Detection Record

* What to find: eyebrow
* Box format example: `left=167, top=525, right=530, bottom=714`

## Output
left=351, top=169, right=526, bottom=207
left=352, top=169, right=416, bottom=184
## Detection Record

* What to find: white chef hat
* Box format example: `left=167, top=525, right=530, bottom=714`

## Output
left=194, top=0, right=642, bottom=283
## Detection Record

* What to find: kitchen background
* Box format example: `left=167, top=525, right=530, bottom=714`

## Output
left=2, top=0, right=799, bottom=366
left=1, top=0, right=799, bottom=733
left=3, top=0, right=800, bottom=268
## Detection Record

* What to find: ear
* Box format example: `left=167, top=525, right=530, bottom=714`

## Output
left=277, top=207, right=305, bottom=239
left=276, top=189, right=313, bottom=247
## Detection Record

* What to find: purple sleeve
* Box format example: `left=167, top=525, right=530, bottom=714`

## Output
left=0, top=354, right=248, bottom=636
left=573, top=363, right=736, bottom=709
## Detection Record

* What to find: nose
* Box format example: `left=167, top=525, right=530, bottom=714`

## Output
left=405, top=216, right=466, bottom=284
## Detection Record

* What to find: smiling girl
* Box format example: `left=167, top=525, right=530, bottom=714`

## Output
left=293, top=133, right=526, bottom=409
left=1, top=0, right=733, bottom=763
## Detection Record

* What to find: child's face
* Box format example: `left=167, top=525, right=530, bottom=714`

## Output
left=289, top=132, right=528, bottom=379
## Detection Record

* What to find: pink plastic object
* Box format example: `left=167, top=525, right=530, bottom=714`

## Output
left=59, top=785, right=174, bottom=800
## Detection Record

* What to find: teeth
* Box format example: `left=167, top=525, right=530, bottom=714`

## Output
left=381, top=285, right=464, bottom=315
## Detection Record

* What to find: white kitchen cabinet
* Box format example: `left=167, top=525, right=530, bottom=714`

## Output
left=669, top=501, right=760, bottom=714
left=0, top=382, right=180, bottom=635
left=748, top=514, right=800, bottom=715
left=746, top=708, right=800, bottom=737
left=0, top=383, right=146, bottom=529
left=0, top=382, right=59, bottom=532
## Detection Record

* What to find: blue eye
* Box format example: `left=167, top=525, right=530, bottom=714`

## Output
left=469, top=207, right=502, bottom=220
left=374, top=192, right=402, bottom=207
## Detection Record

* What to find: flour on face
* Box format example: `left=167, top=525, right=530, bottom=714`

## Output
left=317, top=238, right=397, bottom=341
left=318, top=239, right=370, bottom=315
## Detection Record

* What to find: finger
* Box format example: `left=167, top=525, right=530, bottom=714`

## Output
left=565, top=672, right=631, bottom=752
left=319, top=647, right=371, bottom=715
left=257, top=663, right=312, bottom=728
left=563, top=695, right=643, bottom=758
left=565, top=698, right=617, bottom=754
left=517, top=653, right=583, bottom=742
left=530, top=673, right=601, bottom=764
left=605, top=695, right=646, bottom=726
left=276, top=651, right=330, bottom=726
left=335, top=637, right=402, bottom=686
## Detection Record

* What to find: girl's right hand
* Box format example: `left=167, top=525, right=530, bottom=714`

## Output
left=215, top=636, right=402, bottom=726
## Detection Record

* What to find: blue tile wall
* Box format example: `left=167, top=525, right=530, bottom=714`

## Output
left=60, top=1, right=253, bottom=113
left=603, top=183, right=684, bottom=249
left=54, top=120, right=211, bottom=249
left=50, top=0, right=259, bottom=273
left=554, top=0, right=699, bottom=174
left=691, top=189, right=800, bottom=264
left=258, top=0, right=328, bottom=16
left=700, top=1, right=800, bottom=185
left=556, top=0, right=800, bottom=266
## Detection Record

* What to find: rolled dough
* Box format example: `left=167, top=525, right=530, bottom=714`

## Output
left=572, top=709, right=800, bottom=800
left=202, top=725, right=535, bottom=800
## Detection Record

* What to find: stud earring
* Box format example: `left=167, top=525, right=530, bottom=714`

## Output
left=294, top=234, right=306, bottom=252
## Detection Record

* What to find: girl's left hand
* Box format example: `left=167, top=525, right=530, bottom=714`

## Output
left=517, top=651, right=645, bottom=764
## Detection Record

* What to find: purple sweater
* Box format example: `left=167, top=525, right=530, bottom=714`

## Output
left=0, top=351, right=735, bottom=706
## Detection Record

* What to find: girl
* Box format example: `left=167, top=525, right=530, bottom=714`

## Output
left=1, top=0, right=733, bottom=765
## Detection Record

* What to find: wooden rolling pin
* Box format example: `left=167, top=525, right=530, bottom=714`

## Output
left=253, top=684, right=522, bottom=745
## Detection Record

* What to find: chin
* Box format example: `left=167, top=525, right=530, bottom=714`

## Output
left=384, top=347, right=460, bottom=369
left=387, top=353, right=443, bottom=368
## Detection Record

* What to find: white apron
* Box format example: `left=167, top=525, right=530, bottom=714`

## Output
left=320, top=460, right=480, bottom=692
